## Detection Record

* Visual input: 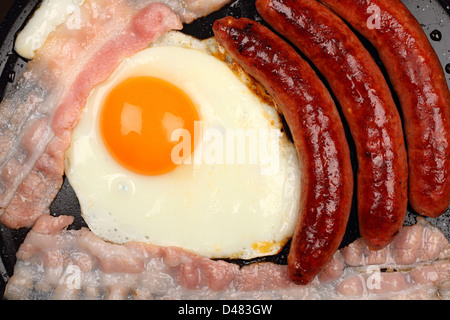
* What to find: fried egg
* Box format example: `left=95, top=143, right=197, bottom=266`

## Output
left=65, top=31, right=301, bottom=259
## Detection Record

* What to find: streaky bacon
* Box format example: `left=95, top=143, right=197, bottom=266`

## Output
left=4, top=215, right=449, bottom=300
left=0, top=0, right=231, bottom=229
left=164, top=0, right=233, bottom=23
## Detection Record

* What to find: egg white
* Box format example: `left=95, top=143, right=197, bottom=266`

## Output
left=65, top=31, right=301, bottom=259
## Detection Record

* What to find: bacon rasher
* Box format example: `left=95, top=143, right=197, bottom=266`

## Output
left=4, top=214, right=449, bottom=300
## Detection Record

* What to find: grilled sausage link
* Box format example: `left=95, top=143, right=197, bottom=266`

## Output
left=213, top=17, right=354, bottom=284
left=318, top=0, right=450, bottom=217
left=256, top=0, right=408, bottom=249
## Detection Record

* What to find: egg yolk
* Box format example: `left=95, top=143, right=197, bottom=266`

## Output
left=100, top=76, right=199, bottom=175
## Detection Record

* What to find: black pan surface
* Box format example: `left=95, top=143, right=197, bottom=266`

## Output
left=1, top=0, right=450, bottom=299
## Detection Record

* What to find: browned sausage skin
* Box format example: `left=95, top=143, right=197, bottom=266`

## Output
left=317, top=0, right=450, bottom=218
left=256, top=0, right=408, bottom=249
left=213, top=17, right=354, bottom=284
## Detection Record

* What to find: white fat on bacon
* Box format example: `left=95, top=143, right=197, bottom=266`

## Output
left=14, top=0, right=87, bottom=60
left=0, top=0, right=231, bottom=229
left=4, top=215, right=449, bottom=300
left=14, top=0, right=232, bottom=60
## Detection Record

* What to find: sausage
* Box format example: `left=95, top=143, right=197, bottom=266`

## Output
left=317, top=0, right=450, bottom=217
left=213, top=17, right=354, bottom=284
left=256, top=0, right=408, bottom=249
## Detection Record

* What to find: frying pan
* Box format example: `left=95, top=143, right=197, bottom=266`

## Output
left=0, top=0, right=449, bottom=299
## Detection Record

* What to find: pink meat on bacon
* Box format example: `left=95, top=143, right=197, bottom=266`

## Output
left=0, top=0, right=231, bottom=229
